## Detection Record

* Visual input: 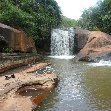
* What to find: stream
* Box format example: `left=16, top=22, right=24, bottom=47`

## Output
left=35, top=57, right=111, bottom=111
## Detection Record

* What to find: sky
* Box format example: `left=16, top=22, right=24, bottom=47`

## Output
left=55, top=0, right=100, bottom=20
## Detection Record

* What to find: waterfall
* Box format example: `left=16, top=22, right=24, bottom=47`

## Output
left=51, top=28, right=75, bottom=57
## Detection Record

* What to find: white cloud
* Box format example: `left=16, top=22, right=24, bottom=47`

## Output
left=55, top=0, right=100, bottom=19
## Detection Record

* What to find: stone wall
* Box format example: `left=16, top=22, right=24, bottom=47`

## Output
left=0, top=23, right=36, bottom=52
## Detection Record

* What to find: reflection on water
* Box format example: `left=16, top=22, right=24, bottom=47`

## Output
left=36, top=58, right=111, bottom=111
left=83, top=67, right=111, bottom=111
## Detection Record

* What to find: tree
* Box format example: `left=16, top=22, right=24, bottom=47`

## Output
left=78, top=0, right=111, bottom=34
left=78, top=8, right=93, bottom=30
left=0, top=0, right=62, bottom=39
left=61, top=16, right=78, bottom=28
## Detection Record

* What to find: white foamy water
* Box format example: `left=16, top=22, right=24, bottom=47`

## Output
left=51, top=28, right=75, bottom=56
left=88, top=60, right=111, bottom=66
left=48, top=55, right=75, bottom=59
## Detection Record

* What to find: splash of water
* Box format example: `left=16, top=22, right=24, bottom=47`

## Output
left=49, top=55, right=75, bottom=59
left=88, top=60, right=111, bottom=66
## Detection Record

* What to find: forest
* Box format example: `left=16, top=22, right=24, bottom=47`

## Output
left=78, top=0, right=111, bottom=35
left=1, top=0, right=111, bottom=39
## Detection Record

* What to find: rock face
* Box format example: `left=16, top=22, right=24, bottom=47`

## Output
left=77, top=31, right=111, bottom=61
left=0, top=55, right=42, bottom=74
left=0, top=36, right=8, bottom=51
left=74, top=28, right=90, bottom=53
left=0, top=23, right=36, bottom=52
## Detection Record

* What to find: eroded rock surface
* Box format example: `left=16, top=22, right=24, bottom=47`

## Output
left=74, top=28, right=90, bottom=53
left=0, top=23, right=36, bottom=52
left=0, top=55, right=42, bottom=74
left=76, top=31, right=111, bottom=61
left=0, top=62, right=58, bottom=111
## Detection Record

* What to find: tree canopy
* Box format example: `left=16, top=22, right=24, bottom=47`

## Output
left=0, top=0, right=62, bottom=39
left=78, top=0, right=111, bottom=34
left=61, top=16, right=78, bottom=28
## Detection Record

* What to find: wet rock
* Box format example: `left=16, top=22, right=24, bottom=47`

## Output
left=74, top=28, right=90, bottom=53
left=78, top=56, right=95, bottom=62
left=77, top=31, right=111, bottom=62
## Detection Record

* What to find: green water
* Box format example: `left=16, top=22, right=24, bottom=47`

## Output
left=36, top=58, right=111, bottom=111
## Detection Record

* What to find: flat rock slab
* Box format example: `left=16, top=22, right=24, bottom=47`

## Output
left=0, top=62, right=58, bottom=111
left=0, top=55, right=42, bottom=74
left=26, top=63, right=50, bottom=73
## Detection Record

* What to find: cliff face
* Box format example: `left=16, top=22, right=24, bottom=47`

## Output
left=0, top=23, right=36, bottom=52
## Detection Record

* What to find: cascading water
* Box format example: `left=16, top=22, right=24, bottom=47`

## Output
left=50, top=28, right=75, bottom=59
left=88, top=60, right=111, bottom=66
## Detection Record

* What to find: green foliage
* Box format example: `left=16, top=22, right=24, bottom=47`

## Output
left=78, top=8, right=94, bottom=30
left=3, top=47, right=14, bottom=53
left=0, top=0, right=62, bottom=39
left=78, top=0, right=111, bottom=34
left=61, top=16, right=78, bottom=28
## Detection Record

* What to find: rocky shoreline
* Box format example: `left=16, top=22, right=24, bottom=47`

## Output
left=0, top=62, right=58, bottom=111
left=75, top=30, right=111, bottom=62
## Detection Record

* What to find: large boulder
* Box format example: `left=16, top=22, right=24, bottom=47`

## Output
left=0, top=23, right=36, bottom=52
left=74, top=28, right=90, bottom=53
left=77, top=31, right=111, bottom=61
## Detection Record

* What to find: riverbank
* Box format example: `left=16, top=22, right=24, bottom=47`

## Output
left=0, top=60, right=58, bottom=111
